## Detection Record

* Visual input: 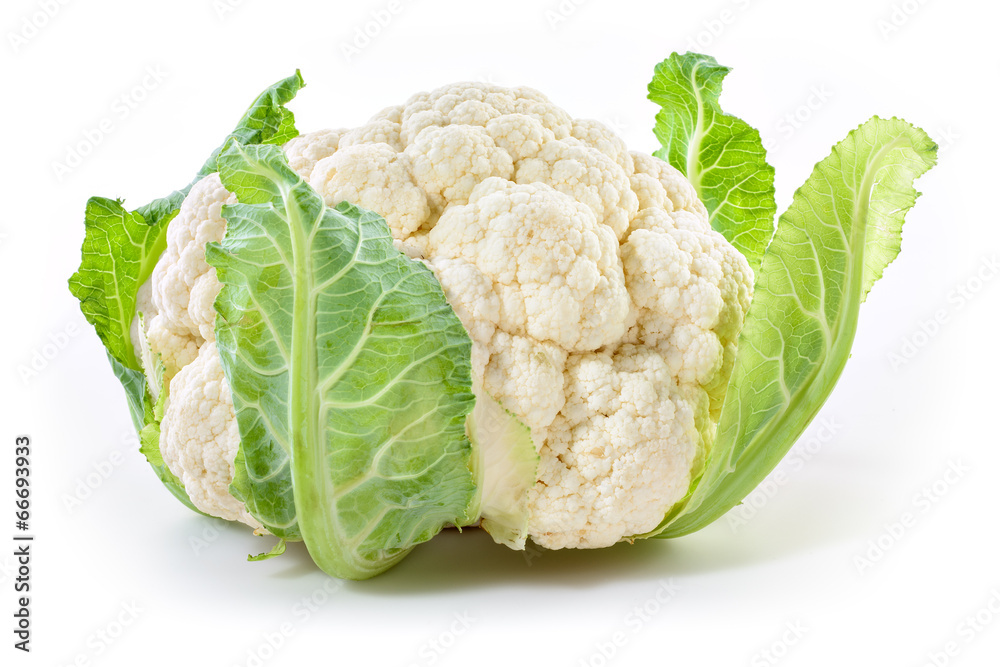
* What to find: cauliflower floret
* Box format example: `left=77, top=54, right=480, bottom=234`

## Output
left=160, top=342, right=262, bottom=529
left=141, top=80, right=753, bottom=550
left=510, top=95, right=573, bottom=140
left=485, top=114, right=554, bottom=163
left=515, top=139, right=639, bottom=239
left=426, top=178, right=629, bottom=352
left=529, top=346, right=698, bottom=549
left=146, top=173, right=234, bottom=377
left=622, top=226, right=752, bottom=416
left=310, top=143, right=430, bottom=237
left=482, top=331, right=567, bottom=447
left=339, top=105, right=404, bottom=151
left=631, top=151, right=706, bottom=217
left=141, top=173, right=259, bottom=530
left=283, top=129, right=345, bottom=179
left=398, top=82, right=564, bottom=142
left=571, top=119, right=635, bottom=175
left=404, top=125, right=514, bottom=208
left=430, top=257, right=500, bottom=381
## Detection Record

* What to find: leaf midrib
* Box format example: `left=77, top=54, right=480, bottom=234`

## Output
left=686, top=60, right=706, bottom=192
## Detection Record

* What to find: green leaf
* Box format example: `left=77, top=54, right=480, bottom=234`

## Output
left=649, top=52, right=776, bottom=270
left=466, top=391, right=538, bottom=550
left=69, top=72, right=306, bottom=516
left=198, top=70, right=306, bottom=176
left=68, top=198, right=173, bottom=371
left=207, top=141, right=477, bottom=579
left=100, top=346, right=200, bottom=514
left=656, top=117, right=937, bottom=537
left=69, top=71, right=307, bottom=373
left=248, top=538, right=287, bottom=562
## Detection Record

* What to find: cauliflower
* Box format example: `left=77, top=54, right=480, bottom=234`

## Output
left=139, top=81, right=752, bottom=549
left=73, top=60, right=937, bottom=581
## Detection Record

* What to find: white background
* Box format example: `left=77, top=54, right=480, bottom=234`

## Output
left=2, top=0, right=998, bottom=665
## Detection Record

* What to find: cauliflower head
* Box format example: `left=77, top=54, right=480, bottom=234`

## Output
left=140, top=81, right=752, bottom=549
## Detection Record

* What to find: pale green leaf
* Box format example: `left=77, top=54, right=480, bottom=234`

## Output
left=248, top=538, right=287, bottom=562
left=657, top=117, right=937, bottom=537
left=69, top=72, right=306, bottom=516
left=649, top=52, right=776, bottom=269
left=208, top=141, right=477, bottom=579
left=467, top=391, right=538, bottom=550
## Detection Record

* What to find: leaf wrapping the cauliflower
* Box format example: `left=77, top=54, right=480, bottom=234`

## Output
left=135, top=316, right=170, bottom=468
left=466, top=391, right=538, bottom=550
left=655, top=117, right=937, bottom=537
left=68, top=72, right=306, bottom=516
left=198, top=70, right=305, bottom=176
left=69, top=198, right=172, bottom=371
left=649, top=52, right=776, bottom=270
left=71, top=197, right=197, bottom=512
left=208, top=141, right=477, bottom=579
